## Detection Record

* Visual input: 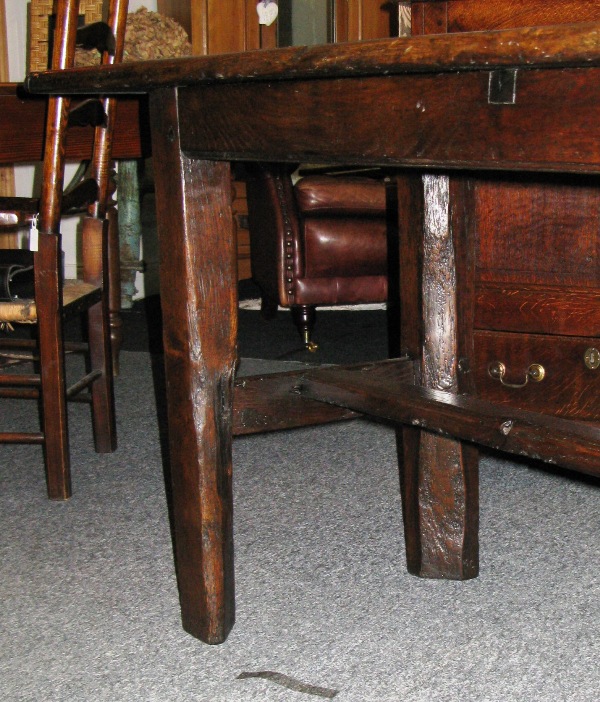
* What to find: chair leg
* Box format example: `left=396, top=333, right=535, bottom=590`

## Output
left=82, top=216, right=117, bottom=453
left=87, top=300, right=117, bottom=453
left=35, top=234, right=71, bottom=500
left=291, top=304, right=318, bottom=351
left=107, top=205, right=123, bottom=376
left=38, top=342, right=71, bottom=499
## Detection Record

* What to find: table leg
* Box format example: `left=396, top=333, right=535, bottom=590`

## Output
left=149, top=88, right=237, bottom=643
left=397, top=173, right=479, bottom=580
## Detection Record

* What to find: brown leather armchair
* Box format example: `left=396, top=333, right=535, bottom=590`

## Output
left=245, top=163, right=389, bottom=349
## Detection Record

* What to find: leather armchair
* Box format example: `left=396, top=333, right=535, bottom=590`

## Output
left=245, top=163, right=389, bottom=349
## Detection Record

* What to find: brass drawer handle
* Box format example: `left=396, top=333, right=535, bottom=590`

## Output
left=488, top=361, right=546, bottom=388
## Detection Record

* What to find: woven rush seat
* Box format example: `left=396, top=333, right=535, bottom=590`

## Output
left=0, top=280, right=99, bottom=323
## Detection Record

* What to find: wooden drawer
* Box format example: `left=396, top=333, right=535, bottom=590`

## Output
left=474, top=283, right=600, bottom=337
left=473, top=330, right=600, bottom=419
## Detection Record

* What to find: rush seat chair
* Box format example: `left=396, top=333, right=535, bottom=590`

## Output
left=0, top=0, right=128, bottom=499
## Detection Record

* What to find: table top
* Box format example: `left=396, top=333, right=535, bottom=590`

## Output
left=25, top=22, right=600, bottom=94
left=24, top=23, right=600, bottom=174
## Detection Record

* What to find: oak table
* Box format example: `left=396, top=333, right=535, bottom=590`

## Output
left=27, top=23, right=600, bottom=643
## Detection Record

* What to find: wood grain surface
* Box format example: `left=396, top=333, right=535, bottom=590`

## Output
left=26, top=22, right=600, bottom=93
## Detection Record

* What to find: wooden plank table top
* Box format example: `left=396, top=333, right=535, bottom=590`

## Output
left=25, top=21, right=600, bottom=91
left=26, top=22, right=600, bottom=644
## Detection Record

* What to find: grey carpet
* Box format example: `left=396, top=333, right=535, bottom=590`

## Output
left=1, top=352, right=599, bottom=701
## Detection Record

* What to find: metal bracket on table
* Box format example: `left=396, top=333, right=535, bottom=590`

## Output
left=488, top=68, right=518, bottom=105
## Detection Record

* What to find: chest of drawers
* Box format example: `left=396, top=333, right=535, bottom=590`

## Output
left=411, top=0, right=600, bottom=420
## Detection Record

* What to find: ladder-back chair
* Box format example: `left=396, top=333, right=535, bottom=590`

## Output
left=0, top=0, right=128, bottom=499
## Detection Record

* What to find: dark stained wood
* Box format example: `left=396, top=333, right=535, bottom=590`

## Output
left=26, top=23, right=600, bottom=94
left=475, top=283, right=600, bottom=337
left=233, top=358, right=416, bottom=435
left=298, top=366, right=600, bottom=476
left=411, top=1, right=425, bottom=34
left=473, top=330, right=600, bottom=419
left=76, top=20, right=116, bottom=53
left=85, top=0, right=128, bottom=381
left=419, top=175, right=475, bottom=579
left=234, top=369, right=358, bottom=434
left=149, top=86, right=236, bottom=644
left=447, top=177, right=482, bottom=579
left=395, top=173, right=426, bottom=578
left=333, top=0, right=394, bottom=41
left=27, top=13, right=600, bottom=641
left=396, top=174, right=423, bottom=361
left=31, top=0, right=79, bottom=500
left=414, top=5, right=600, bottom=428
left=472, top=176, right=600, bottom=287
left=61, top=178, right=98, bottom=211
left=34, top=230, right=71, bottom=499
left=451, top=177, right=477, bottom=396
left=396, top=173, right=479, bottom=580
left=421, top=175, right=455, bottom=392
left=0, top=84, right=147, bottom=164
left=171, top=68, right=600, bottom=172
left=82, top=216, right=117, bottom=451
left=0, top=431, right=45, bottom=443
left=87, top=0, right=128, bottom=220
left=423, top=0, right=448, bottom=34
left=107, top=206, right=123, bottom=373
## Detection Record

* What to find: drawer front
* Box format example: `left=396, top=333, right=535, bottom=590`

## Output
left=473, top=331, right=600, bottom=419
left=474, top=283, right=600, bottom=337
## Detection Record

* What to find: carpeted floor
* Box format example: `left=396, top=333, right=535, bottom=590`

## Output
left=1, top=302, right=599, bottom=701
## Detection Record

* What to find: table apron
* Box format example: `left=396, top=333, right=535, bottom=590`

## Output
left=177, top=67, right=600, bottom=172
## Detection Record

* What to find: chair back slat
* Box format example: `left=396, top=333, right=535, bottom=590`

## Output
left=68, top=99, right=106, bottom=128
left=76, top=22, right=116, bottom=54
left=51, top=0, right=80, bottom=71
left=88, top=0, right=128, bottom=219
left=39, top=0, right=81, bottom=235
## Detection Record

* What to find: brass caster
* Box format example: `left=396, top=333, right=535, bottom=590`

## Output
left=301, top=324, right=318, bottom=351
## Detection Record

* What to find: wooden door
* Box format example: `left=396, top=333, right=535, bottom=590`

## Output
left=158, top=0, right=277, bottom=54
left=335, top=0, right=399, bottom=41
